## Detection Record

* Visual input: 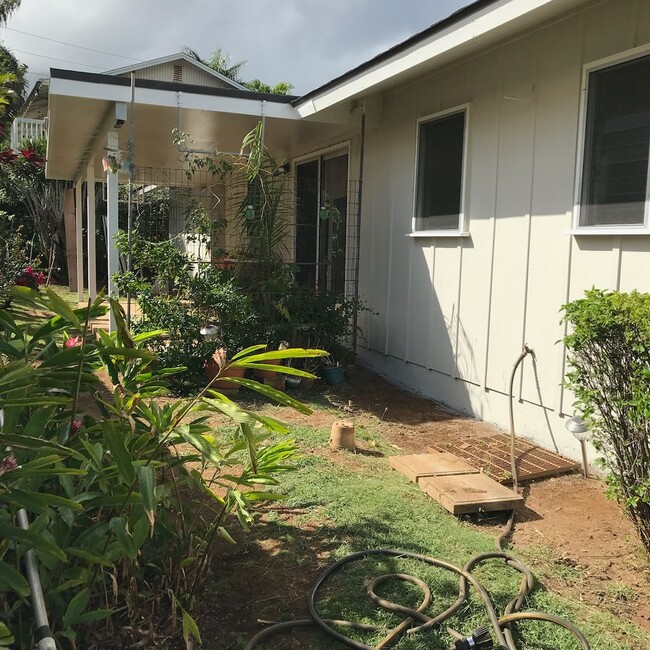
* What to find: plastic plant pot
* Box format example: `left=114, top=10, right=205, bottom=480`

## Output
left=285, top=376, right=302, bottom=390
left=321, top=365, right=345, bottom=385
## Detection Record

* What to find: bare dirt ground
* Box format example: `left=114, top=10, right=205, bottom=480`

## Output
left=92, top=365, right=650, bottom=645
left=265, top=366, right=650, bottom=633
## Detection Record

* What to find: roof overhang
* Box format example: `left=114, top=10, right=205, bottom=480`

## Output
left=46, top=70, right=310, bottom=182
left=294, top=0, right=590, bottom=117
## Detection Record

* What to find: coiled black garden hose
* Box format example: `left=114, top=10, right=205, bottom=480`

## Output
left=244, top=512, right=591, bottom=650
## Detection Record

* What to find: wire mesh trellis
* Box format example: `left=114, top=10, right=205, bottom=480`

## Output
left=123, top=165, right=360, bottom=302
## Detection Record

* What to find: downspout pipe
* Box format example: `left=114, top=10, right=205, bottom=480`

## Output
left=16, top=509, right=57, bottom=650
left=508, top=344, right=533, bottom=491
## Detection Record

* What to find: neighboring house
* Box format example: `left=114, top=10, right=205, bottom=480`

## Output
left=10, top=79, right=48, bottom=147
left=33, top=0, right=650, bottom=461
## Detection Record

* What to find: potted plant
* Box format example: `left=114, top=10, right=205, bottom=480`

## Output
left=320, top=354, right=345, bottom=385
left=252, top=342, right=288, bottom=393
left=204, top=346, right=246, bottom=393
left=284, top=374, right=301, bottom=390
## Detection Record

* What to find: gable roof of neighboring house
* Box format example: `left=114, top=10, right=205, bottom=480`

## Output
left=294, top=0, right=591, bottom=116
left=105, top=52, right=247, bottom=90
left=19, top=78, right=49, bottom=118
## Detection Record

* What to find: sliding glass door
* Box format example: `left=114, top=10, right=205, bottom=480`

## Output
left=295, top=151, right=348, bottom=294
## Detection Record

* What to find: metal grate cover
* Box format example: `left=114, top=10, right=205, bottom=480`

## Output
left=428, top=434, right=580, bottom=484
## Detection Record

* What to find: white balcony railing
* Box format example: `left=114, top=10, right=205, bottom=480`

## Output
left=11, top=117, right=47, bottom=151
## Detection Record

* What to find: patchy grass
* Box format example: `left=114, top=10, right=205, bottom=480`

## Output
left=46, top=283, right=88, bottom=306
left=199, top=421, right=650, bottom=649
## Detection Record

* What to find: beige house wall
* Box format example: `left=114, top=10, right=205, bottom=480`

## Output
left=351, top=0, right=650, bottom=461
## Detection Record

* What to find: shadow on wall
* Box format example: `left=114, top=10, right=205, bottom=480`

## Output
left=364, top=235, right=476, bottom=419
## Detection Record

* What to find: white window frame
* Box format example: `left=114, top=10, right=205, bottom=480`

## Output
left=571, top=44, right=650, bottom=235
left=409, top=103, right=470, bottom=238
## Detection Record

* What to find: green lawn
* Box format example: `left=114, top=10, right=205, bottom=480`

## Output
left=205, top=418, right=650, bottom=650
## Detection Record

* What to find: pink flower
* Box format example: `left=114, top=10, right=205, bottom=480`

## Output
left=70, top=419, right=83, bottom=435
left=65, top=336, right=82, bottom=348
left=0, top=454, right=18, bottom=476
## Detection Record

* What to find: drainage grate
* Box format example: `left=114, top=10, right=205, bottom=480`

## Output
left=428, top=434, right=580, bottom=484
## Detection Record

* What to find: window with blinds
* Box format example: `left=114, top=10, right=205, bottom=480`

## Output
left=414, top=109, right=466, bottom=233
left=580, top=54, right=650, bottom=228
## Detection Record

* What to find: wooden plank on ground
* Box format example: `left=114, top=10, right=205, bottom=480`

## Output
left=389, top=453, right=480, bottom=483
left=419, top=473, right=523, bottom=515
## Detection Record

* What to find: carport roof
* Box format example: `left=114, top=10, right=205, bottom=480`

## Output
left=46, top=68, right=304, bottom=182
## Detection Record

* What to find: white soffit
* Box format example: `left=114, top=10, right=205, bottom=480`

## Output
left=295, top=0, right=588, bottom=117
left=48, top=76, right=301, bottom=121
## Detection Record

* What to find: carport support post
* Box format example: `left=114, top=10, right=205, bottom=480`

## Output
left=86, top=160, right=97, bottom=300
left=106, top=131, right=119, bottom=332
left=75, top=182, right=84, bottom=303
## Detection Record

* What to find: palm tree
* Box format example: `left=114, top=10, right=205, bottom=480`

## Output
left=181, top=47, right=247, bottom=83
left=0, top=0, right=20, bottom=25
left=244, top=79, right=294, bottom=96
left=0, top=72, right=17, bottom=117
left=182, top=47, right=293, bottom=95
left=0, top=45, right=26, bottom=127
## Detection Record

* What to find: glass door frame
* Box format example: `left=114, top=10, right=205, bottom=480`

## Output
left=293, top=142, right=351, bottom=292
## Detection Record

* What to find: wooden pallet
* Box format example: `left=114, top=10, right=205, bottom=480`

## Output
left=428, top=434, right=580, bottom=484
left=419, top=473, right=523, bottom=515
left=389, top=451, right=522, bottom=514
left=388, top=452, right=479, bottom=483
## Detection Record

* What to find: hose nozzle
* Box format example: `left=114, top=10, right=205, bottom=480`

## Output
left=453, top=626, right=493, bottom=649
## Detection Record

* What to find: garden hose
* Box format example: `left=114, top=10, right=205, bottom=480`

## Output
left=244, top=512, right=591, bottom=650
left=508, top=345, right=533, bottom=491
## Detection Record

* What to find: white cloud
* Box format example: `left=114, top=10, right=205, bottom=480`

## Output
left=1, top=0, right=470, bottom=94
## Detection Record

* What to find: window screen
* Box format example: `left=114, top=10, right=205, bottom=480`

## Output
left=415, top=111, right=465, bottom=231
left=580, top=54, right=650, bottom=227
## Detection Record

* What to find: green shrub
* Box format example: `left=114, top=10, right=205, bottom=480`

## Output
left=0, top=286, right=325, bottom=647
left=563, top=288, right=650, bottom=555
left=0, top=216, right=28, bottom=302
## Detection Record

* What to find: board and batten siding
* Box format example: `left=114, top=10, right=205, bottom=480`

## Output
left=117, top=60, right=232, bottom=89
left=356, top=0, right=650, bottom=462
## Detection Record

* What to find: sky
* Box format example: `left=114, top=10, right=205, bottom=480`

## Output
left=0, top=0, right=472, bottom=95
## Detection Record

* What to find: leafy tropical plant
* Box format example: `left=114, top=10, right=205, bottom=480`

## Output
left=181, top=46, right=293, bottom=94
left=0, top=45, right=26, bottom=129
left=0, top=139, right=68, bottom=282
left=181, top=46, right=247, bottom=83
left=563, top=288, right=650, bottom=556
left=0, top=214, right=29, bottom=303
left=0, top=286, right=326, bottom=647
left=243, top=79, right=294, bottom=95
left=0, top=0, right=20, bottom=27
left=114, top=229, right=261, bottom=389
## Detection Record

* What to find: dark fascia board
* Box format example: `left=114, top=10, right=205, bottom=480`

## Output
left=49, top=68, right=299, bottom=104
left=293, top=0, right=500, bottom=106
